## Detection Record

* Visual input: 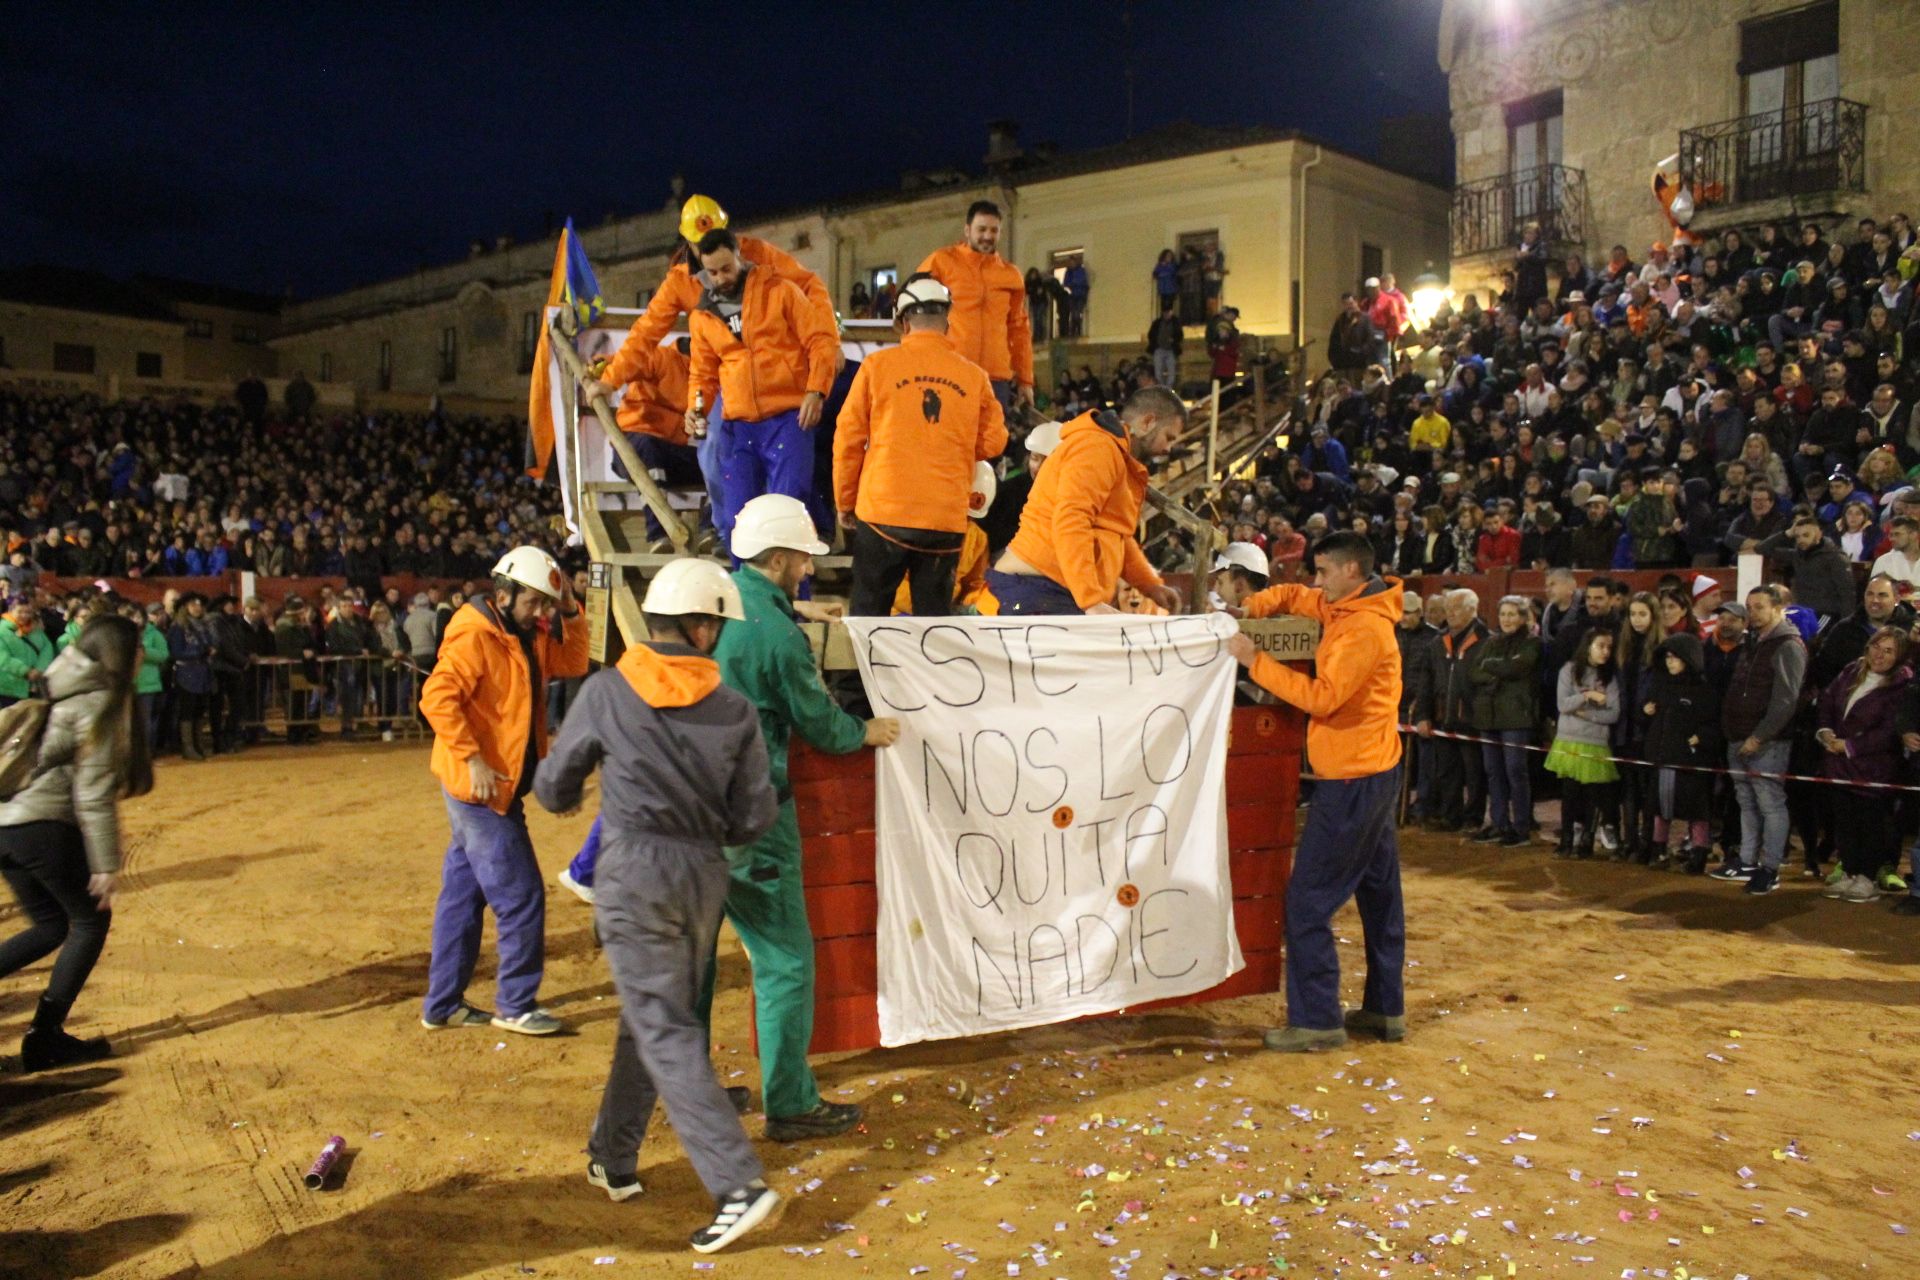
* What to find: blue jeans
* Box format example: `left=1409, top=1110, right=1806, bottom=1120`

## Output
left=1152, top=349, right=1177, bottom=388
left=568, top=814, right=603, bottom=888
left=718, top=407, right=815, bottom=546
left=1481, top=731, right=1532, bottom=833
left=990, top=380, right=1017, bottom=414
left=424, top=792, right=546, bottom=1021
left=984, top=568, right=1084, bottom=616
left=1285, top=764, right=1404, bottom=1030
left=1727, top=740, right=1791, bottom=870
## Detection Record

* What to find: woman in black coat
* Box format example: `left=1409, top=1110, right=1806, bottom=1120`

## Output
left=1375, top=510, right=1424, bottom=576
left=1641, top=633, right=1723, bottom=873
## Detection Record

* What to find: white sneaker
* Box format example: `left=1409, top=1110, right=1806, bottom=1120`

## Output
left=690, top=1180, right=778, bottom=1253
left=492, top=1009, right=563, bottom=1036
left=558, top=868, right=595, bottom=906
left=381, top=729, right=395, bottom=743
left=1595, top=824, right=1620, bottom=853
left=1836, top=875, right=1882, bottom=904
left=588, top=1160, right=644, bottom=1202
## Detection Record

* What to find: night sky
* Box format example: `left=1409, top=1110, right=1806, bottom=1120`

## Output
left=1, top=1, right=1448, bottom=301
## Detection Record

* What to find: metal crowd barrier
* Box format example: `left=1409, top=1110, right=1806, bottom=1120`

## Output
left=242, top=654, right=433, bottom=741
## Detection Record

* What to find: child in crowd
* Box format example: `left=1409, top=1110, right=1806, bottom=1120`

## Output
left=1546, top=628, right=1621, bottom=859
left=1640, top=633, right=1723, bottom=874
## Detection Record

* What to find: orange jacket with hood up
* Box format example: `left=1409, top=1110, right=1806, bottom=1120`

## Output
left=1241, top=575, right=1406, bottom=779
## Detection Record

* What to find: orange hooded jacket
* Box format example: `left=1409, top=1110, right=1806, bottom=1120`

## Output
left=1005, top=410, right=1163, bottom=610
left=1242, top=575, right=1405, bottom=779
left=422, top=598, right=592, bottom=814
left=916, top=243, right=1034, bottom=387
left=612, top=341, right=691, bottom=444
left=615, top=641, right=719, bottom=706
left=834, top=330, right=1009, bottom=533
left=688, top=265, right=840, bottom=424
left=601, top=235, right=834, bottom=390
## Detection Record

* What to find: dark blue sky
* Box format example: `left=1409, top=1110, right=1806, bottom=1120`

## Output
left=0, top=1, right=1448, bottom=299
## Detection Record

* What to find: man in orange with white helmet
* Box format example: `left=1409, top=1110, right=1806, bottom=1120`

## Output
left=420, top=545, right=591, bottom=1037
left=918, top=200, right=1034, bottom=416
left=834, top=273, right=1008, bottom=616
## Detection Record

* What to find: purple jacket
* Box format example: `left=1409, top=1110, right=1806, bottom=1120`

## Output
left=1815, top=660, right=1913, bottom=790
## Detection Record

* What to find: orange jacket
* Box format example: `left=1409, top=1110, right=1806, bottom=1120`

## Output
left=1005, top=410, right=1162, bottom=610
left=616, top=642, right=719, bottom=706
left=834, top=330, right=1008, bottom=532
left=891, top=522, right=989, bottom=614
left=688, top=264, right=840, bottom=423
left=917, top=243, right=1034, bottom=387
left=422, top=599, right=592, bottom=814
left=612, top=342, right=691, bottom=444
left=603, top=234, right=834, bottom=387
left=1242, top=575, right=1405, bottom=779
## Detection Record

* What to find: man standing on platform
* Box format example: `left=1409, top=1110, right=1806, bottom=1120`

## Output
left=711, top=494, right=902, bottom=1140
left=1223, top=530, right=1407, bottom=1051
left=918, top=201, right=1035, bottom=416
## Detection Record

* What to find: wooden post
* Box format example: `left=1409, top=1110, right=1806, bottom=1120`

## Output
left=1207, top=377, right=1220, bottom=482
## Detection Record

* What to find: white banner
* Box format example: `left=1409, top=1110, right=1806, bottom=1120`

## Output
left=845, top=614, right=1244, bottom=1047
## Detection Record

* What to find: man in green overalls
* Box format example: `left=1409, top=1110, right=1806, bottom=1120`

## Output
left=706, top=494, right=901, bottom=1142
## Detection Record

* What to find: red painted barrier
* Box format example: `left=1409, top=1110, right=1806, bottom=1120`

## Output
left=783, top=701, right=1305, bottom=1054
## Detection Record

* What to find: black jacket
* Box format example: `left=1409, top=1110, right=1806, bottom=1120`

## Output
left=1396, top=620, right=1440, bottom=718
left=1416, top=618, right=1491, bottom=728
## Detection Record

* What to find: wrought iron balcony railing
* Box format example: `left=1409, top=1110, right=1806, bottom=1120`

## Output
left=1450, top=164, right=1589, bottom=259
left=1679, top=97, right=1866, bottom=208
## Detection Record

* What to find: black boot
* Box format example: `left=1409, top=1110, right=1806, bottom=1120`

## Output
left=20, top=996, right=111, bottom=1074
left=1573, top=823, right=1595, bottom=860
left=1684, top=846, right=1711, bottom=875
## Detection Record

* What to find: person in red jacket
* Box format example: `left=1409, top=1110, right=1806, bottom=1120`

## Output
left=918, top=200, right=1035, bottom=415
left=1473, top=506, right=1522, bottom=571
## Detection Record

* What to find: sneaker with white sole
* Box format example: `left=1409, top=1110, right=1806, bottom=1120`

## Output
left=492, top=1009, right=563, bottom=1036
left=1744, top=866, right=1780, bottom=895
left=421, top=1002, right=492, bottom=1030
left=558, top=867, right=596, bottom=906
left=691, top=1180, right=778, bottom=1253
left=587, top=1160, right=644, bottom=1202
left=1707, top=861, right=1752, bottom=882
left=1836, top=874, right=1882, bottom=903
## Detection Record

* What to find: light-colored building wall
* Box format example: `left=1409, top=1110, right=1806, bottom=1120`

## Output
left=1439, top=0, right=1920, bottom=299
left=1300, top=149, right=1453, bottom=357
left=174, top=301, right=278, bottom=382
left=826, top=187, right=999, bottom=310
left=0, top=300, right=185, bottom=382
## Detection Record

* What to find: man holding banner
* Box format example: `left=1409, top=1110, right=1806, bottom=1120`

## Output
left=986, top=385, right=1186, bottom=616
left=1224, top=530, right=1408, bottom=1051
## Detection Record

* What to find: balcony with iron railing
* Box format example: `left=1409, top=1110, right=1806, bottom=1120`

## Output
left=1450, top=164, right=1589, bottom=259
left=1679, top=97, right=1866, bottom=210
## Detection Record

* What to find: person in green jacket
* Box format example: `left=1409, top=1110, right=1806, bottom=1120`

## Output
left=0, top=597, right=56, bottom=707
left=1466, top=595, right=1542, bottom=846
left=133, top=602, right=170, bottom=753
left=706, top=494, right=902, bottom=1142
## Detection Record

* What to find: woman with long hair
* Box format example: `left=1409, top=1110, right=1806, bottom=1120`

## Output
left=1816, top=627, right=1914, bottom=901
left=0, top=613, right=153, bottom=1071
left=1377, top=510, right=1423, bottom=576
left=1547, top=628, right=1622, bottom=859
left=1419, top=505, right=1457, bottom=575
left=1613, top=592, right=1667, bottom=862
left=1468, top=596, right=1541, bottom=847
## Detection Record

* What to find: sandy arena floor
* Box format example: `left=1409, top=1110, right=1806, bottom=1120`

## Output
left=1, top=742, right=1917, bottom=1279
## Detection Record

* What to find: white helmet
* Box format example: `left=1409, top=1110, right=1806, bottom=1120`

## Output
left=642, top=558, right=744, bottom=620
left=896, top=273, right=952, bottom=315
left=1024, top=420, right=1062, bottom=459
left=492, top=545, right=565, bottom=599
left=967, top=460, right=997, bottom=520
left=1213, top=541, right=1270, bottom=579
left=731, top=494, right=829, bottom=561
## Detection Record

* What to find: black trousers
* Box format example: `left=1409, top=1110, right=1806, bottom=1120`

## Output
left=1834, top=794, right=1897, bottom=877
left=847, top=520, right=963, bottom=618
left=1432, top=734, right=1485, bottom=826
left=0, top=821, right=111, bottom=1010
left=213, top=670, right=247, bottom=750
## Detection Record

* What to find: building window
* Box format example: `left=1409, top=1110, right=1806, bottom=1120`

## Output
left=794, top=231, right=812, bottom=251
left=185, top=318, right=214, bottom=339
left=319, top=353, right=333, bottom=382
left=378, top=339, right=392, bottom=391
left=234, top=324, right=261, bottom=344
left=1174, top=230, right=1220, bottom=326
left=136, top=352, right=163, bottom=378
left=439, top=327, right=457, bottom=382
left=519, top=311, right=539, bottom=375
left=53, top=343, right=95, bottom=374
left=1739, top=2, right=1840, bottom=166
left=1361, top=244, right=1385, bottom=286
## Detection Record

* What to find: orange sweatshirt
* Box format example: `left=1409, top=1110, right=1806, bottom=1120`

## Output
left=917, top=243, right=1034, bottom=387
left=834, top=330, right=1008, bottom=532
left=602, top=235, right=834, bottom=388
left=423, top=599, right=593, bottom=814
left=1241, top=576, right=1405, bottom=779
left=612, top=341, right=691, bottom=444
left=688, top=265, right=840, bottom=423
left=1005, top=411, right=1162, bottom=610
left=616, top=642, right=719, bottom=705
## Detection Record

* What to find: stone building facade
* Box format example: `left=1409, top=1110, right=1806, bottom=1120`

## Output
left=1439, top=0, right=1920, bottom=298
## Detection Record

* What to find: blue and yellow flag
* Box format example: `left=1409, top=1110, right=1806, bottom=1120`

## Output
left=527, top=218, right=603, bottom=479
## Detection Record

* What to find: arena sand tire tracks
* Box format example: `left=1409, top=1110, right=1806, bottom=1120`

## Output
left=2, top=743, right=1918, bottom=1277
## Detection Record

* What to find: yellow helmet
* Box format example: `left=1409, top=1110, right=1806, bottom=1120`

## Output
left=679, top=194, right=729, bottom=244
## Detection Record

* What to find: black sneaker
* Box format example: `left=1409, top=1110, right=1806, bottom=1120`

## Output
left=1468, top=825, right=1503, bottom=844
left=1744, top=866, right=1780, bottom=895
left=1891, top=897, right=1920, bottom=917
left=1497, top=830, right=1528, bottom=848
left=1707, top=862, right=1752, bottom=882
left=726, top=1086, right=751, bottom=1115
left=587, top=1160, right=644, bottom=1202
left=765, top=1100, right=862, bottom=1143
left=690, top=1180, right=778, bottom=1253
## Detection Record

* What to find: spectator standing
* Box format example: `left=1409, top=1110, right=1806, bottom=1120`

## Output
left=918, top=201, right=1035, bottom=415
left=1642, top=633, right=1723, bottom=872
left=1396, top=589, right=1440, bottom=820
left=1815, top=627, right=1912, bottom=902
left=1152, top=249, right=1178, bottom=316
left=1062, top=255, right=1090, bottom=338
left=1023, top=268, right=1052, bottom=343
left=1201, top=246, right=1228, bottom=315
left=1207, top=307, right=1241, bottom=385
left=1757, top=512, right=1857, bottom=624
left=1414, top=588, right=1488, bottom=832
left=1711, top=584, right=1807, bottom=895
left=1468, top=595, right=1540, bottom=846
left=1546, top=628, right=1623, bottom=859
left=235, top=373, right=268, bottom=428
left=1613, top=593, right=1667, bottom=861
left=0, top=596, right=53, bottom=709
left=284, top=371, right=316, bottom=425
left=1514, top=224, right=1550, bottom=313
left=167, top=594, right=215, bottom=761
left=1149, top=303, right=1183, bottom=390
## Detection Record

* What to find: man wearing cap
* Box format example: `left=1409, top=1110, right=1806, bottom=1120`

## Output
left=1690, top=577, right=1723, bottom=638
left=1571, top=492, right=1622, bottom=570
left=988, top=386, right=1186, bottom=616
left=834, top=273, right=1008, bottom=617
left=533, top=559, right=783, bottom=1252
left=918, top=201, right=1034, bottom=415
left=712, top=494, right=902, bottom=1141
left=420, top=546, right=589, bottom=1037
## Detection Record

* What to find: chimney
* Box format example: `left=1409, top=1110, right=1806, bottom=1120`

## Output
left=985, top=119, right=1023, bottom=166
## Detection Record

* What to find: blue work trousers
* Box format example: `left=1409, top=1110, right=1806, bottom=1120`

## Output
left=424, top=792, right=546, bottom=1022
left=1284, top=764, right=1405, bottom=1031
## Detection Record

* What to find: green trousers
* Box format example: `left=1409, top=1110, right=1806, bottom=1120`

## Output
left=696, top=800, right=822, bottom=1120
